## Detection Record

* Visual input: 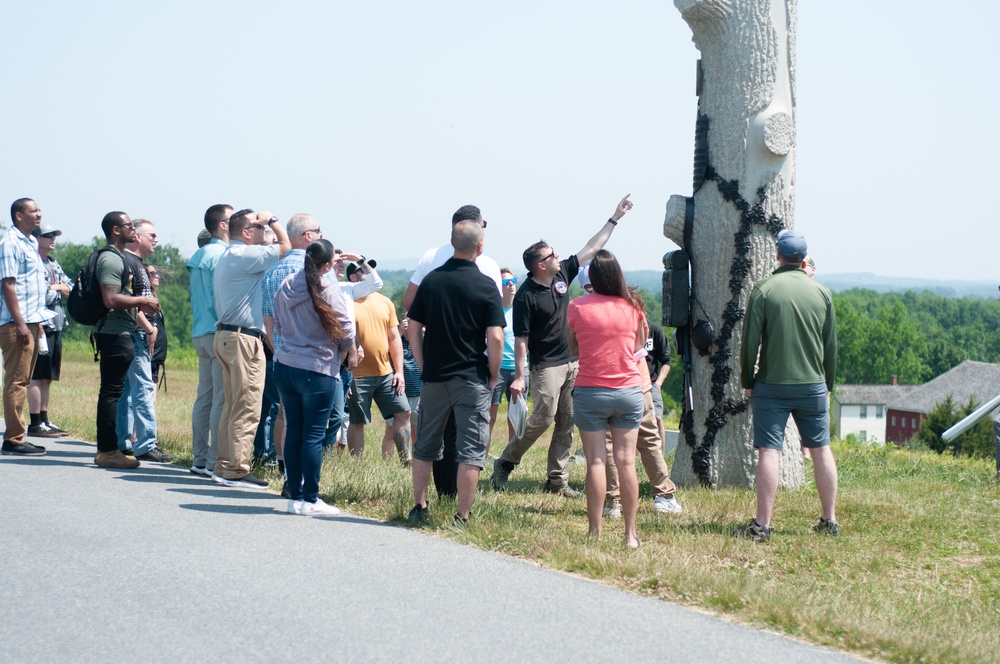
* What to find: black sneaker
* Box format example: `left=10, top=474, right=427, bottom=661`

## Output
left=280, top=480, right=291, bottom=499
left=813, top=517, right=839, bottom=536
left=44, top=420, right=68, bottom=435
left=490, top=458, right=514, bottom=492
left=542, top=480, right=582, bottom=498
left=450, top=513, right=469, bottom=532
left=27, top=423, right=63, bottom=438
left=731, top=518, right=772, bottom=542
left=137, top=447, right=174, bottom=463
left=406, top=504, right=429, bottom=525
left=1, top=440, right=46, bottom=456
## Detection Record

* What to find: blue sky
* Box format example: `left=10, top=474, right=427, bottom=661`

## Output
left=2, top=1, right=996, bottom=281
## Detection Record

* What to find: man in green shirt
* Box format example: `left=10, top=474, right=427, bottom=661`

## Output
left=737, top=229, right=838, bottom=542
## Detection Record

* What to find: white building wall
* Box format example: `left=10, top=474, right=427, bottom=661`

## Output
left=837, top=404, right=887, bottom=443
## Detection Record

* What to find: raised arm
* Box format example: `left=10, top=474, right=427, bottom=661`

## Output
left=576, top=194, right=633, bottom=265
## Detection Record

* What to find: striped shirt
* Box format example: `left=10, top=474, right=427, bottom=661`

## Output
left=0, top=227, right=55, bottom=326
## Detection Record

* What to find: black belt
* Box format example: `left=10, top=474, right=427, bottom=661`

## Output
left=218, top=324, right=264, bottom=341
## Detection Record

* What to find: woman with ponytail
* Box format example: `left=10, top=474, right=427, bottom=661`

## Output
left=566, top=249, right=646, bottom=549
left=273, top=239, right=358, bottom=516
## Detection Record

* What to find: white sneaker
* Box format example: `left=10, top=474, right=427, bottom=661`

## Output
left=287, top=499, right=303, bottom=515
left=653, top=496, right=683, bottom=514
left=301, top=498, right=340, bottom=516
left=603, top=498, right=622, bottom=519
left=190, top=466, right=212, bottom=477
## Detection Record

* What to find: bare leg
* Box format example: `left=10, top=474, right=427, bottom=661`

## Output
left=347, top=423, right=366, bottom=457
left=456, top=463, right=480, bottom=519
left=580, top=429, right=608, bottom=538
left=412, top=458, right=432, bottom=508
left=380, top=419, right=394, bottom=459
left=393, top=412, right=411, bottom=462
left=809, top=445, right=838, bottom=521
left=28, top=381, right=43, bottom=414
left=611, top=426, right=640, bottom=548
left=754, top=447, right=781, bottom=527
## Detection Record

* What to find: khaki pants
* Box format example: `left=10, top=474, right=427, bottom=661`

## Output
left=606, top=390, right=677, bottom=500
left=499, top=360, right=577, bottom=487
left=213, top=330, right=265, bottom=479
left=0, top=322, right=40, bottom=445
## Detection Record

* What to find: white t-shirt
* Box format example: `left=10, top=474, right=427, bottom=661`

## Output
left=410, top=244, right=502, bottom=294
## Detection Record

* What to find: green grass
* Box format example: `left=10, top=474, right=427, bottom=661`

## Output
left=50, top=341, right=1000, bottom=663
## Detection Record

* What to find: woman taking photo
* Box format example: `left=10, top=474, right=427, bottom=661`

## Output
left=567, top=250, right=646, bottom=549
left=273, top=239, right=357, bottom=516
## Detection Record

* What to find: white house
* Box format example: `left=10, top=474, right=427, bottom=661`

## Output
left=832, top=383, right=918, bottom=443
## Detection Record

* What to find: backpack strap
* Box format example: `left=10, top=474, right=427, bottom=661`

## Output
left=91, top=245, right=135, bottom=361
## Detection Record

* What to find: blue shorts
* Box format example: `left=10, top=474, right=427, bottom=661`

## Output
left=750, top=382, right=830, bottom=450
left=572, top=386, right=644, bottom=432
left=490, top=367, right=516, bottom=406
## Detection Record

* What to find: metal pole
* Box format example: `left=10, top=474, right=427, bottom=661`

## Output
left=942, top=393, right=1000, bottom=442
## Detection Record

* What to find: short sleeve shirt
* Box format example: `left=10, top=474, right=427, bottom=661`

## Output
left=352, top=292, right=399, bottom=379
left=408, top=258, right=506, bottom=383
left=213, top=241, right=280, bottom=332
left=186, top=238, right=227, bottom=339
left=512, top=255, right=580, bottom=370
left=0, top=227, right=54, bottom=326
left=95, top=247, right=137, bottom=335
left=567, top=293, right=642, bottom=389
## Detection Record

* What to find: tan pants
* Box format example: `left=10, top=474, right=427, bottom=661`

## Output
left=0, top=322, right=40, bottom=445
left=499, top=360, right=578, bottom=486
left=213, top=330, right=265, bottom=479
left=606, top=390, right=677, bottom=500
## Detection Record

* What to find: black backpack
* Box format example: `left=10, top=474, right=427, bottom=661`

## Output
left=67, top=246, right=131, bottom=326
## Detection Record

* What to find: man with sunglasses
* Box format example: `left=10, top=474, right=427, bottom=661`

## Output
left=487, top=268, right=521, bottom=448
left=212, top=209, right=289, bottom=489
left=491, top=194, right=633, bottom=495
left=115, top=219, right=173, bottom=463
left=92, top=212, right=161, bottom=469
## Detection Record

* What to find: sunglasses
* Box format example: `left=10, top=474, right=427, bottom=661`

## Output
left=539, top=250, right=555, bottom=263
left=116, top=221, right=136, bottom=230
left=502, top=278, right=517, bottom=286
left=304, top=228, right=321, bottom=235
left=247, top=223, right=265, bottom=231
left=147, top=270, right=159, bottom=277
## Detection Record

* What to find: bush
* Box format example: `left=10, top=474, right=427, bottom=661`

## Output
left=914, top=394, right=995, bottom=459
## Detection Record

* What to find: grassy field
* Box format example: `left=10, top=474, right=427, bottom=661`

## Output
left=51, top=342, right=1000, bottom=663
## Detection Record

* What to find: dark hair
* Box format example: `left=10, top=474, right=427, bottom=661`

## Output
left=304, top=239, right=345, bottom=342
left=228, top=209, right=255, bottom=237
left=204, top=204, right=233, bottom=233
left=451, top=205, right=481, bottom=225
left=101, top=211, right=129, bottom=238
left=521, top=240, right=549, bottom=272
left=589, top=249, right=639, bottom=311
left=10, top=198, right=33, bottom=223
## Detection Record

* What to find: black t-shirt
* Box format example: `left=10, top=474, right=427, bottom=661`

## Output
left=512, top=255, right=580, bottom=370
left=408, top=258, right=506, bottom=383
left=644, top=324, right=671, bottom=379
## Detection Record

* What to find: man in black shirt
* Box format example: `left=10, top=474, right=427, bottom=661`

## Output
left=491, top=194, right=633, bottom=495
left=644, top=324, right=672, bottom=448
left=406, top=220, right=505, bottom=527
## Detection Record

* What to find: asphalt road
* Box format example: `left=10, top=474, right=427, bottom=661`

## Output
left=0, top=435, right=866, bottom=664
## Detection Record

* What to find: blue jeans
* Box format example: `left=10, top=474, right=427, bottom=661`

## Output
left=276, top=362, right=337, bottom=503
left=116, top=330, right=157, bottom=455
left=323, top=366, right=351, bottom=449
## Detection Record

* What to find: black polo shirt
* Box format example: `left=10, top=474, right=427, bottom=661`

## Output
left=512, top=255, right=580, bottom=370
left=408, top=257, right=505, bottom=383
left=644, top=324, right=672, bottom=378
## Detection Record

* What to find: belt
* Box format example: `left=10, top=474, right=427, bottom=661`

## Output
left=218, top=324, right=265, bottom=341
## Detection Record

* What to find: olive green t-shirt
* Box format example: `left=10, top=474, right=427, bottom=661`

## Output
left=93, top=247, right=136, bottom=335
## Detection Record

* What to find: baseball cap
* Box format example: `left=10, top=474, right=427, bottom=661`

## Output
left=577, top=263, right=591, bottom=289
left=776, top=229, right=807, bottom=263
left=34, top=222, right=63, bottom=238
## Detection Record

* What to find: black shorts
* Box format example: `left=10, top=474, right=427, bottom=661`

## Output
left=31, top=330, right=62, bottom=381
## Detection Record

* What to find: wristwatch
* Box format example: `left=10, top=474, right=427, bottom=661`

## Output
left=267, top=216, right=278, bottom=226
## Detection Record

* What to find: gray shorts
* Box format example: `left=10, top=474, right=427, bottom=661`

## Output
left=572, top=386, right=644, bottom=432
left=651, top=386, right=664, bottom=418
left=348, top=374, right=410, bottom=425
left=414, top=378, right=491, bottom=468
left=750, top=382, right=830, bottom=450
left=385, top=394, right=420, bottom=426
left=490, top=367, right=516, bottom=406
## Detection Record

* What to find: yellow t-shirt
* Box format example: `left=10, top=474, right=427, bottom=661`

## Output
left=352, top=292, right=398, bottom=378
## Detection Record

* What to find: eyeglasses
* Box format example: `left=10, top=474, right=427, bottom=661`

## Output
left=116, top=222, right=135, bottom=230
left=502, top=278, right=517, bottom=286
left=147, top=270, right=159, bottom=277
left=136, top=231, right=157, bottom=240
left=247, top=223, right=265, bottom=231
left=539, top=250, right=555, bottom=263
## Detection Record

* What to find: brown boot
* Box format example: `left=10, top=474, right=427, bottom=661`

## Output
left=95, top=450, right=140, bottom=469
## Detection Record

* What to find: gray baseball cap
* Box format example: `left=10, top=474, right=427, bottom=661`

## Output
left=776, top=229, right=807, bottom=262
left=37, top=222, right=62, bottom=237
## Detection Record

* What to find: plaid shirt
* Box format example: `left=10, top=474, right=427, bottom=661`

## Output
left=42, top=254, right=72, bottom=331
left=0, top=227, right=55, bottom=326
left=261, top=249, right=306, bottom=350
